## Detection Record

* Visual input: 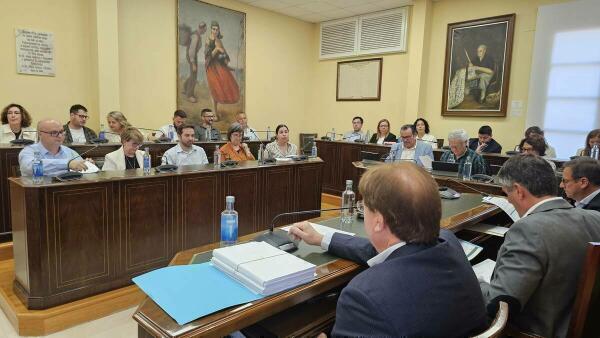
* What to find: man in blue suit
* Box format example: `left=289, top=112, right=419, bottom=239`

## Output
left=290, top=163, right=488, bottom=337
left=386, top=124, right=434, bottom=168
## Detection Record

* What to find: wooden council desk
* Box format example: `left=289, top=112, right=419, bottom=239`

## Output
left=134, top=194, right=501, bottom=338
left=9, top=158, right=322, bottom=309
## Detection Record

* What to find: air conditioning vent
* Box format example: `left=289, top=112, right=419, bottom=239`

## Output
left=320, top=18, right=358, bottom=58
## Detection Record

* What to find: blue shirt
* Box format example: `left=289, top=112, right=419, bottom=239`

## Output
left=18, top=143, right=80, bottom=177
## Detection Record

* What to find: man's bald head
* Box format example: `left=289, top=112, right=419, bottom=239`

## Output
left=37, top=119, right=61, bottom=131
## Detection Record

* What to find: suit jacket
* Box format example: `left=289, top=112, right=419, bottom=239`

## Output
left=0, top=124, right=37, bottom=143
left=102, top=146, right=144, bottom=171
left=368, top=132, right=396, bottom=144
left=468, top=138, right=502, bottom=154
left=385, top=140, right=434, bottom=167
left=480, top=198, right=600, bottom=337
left=329, top=230, right=488, bottom=337
left=63, top=124, right=97, bottom=144
left=583, top=192, right=600, bottom=213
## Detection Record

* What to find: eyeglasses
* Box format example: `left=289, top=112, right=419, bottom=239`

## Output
left=400, top=135, right=414, bottom=140
left=40, top=130, right=66, bottom=137
left=204, top=115, right=215, bottom=118
left=356, top=200, right=365, bottom=214
left=76, top=114, right=89, bottom=119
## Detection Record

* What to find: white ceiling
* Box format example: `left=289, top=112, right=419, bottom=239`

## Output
left=236, top=0, right=413, bottom=23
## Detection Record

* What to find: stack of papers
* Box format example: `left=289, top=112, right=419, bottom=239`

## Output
left=211, top=241, right=316, bottom=296
left=482, top=196, right=520, bottom=222
left=459, top=239, right=483, bottom=261
left=473, top=259, right=496, bottom=284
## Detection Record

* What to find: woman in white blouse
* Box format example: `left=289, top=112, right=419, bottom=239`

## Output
left=265, top=124, right=298, bottom=158
left=414, top=118, right=437, bottom=149
left=105, top=111, right=131, bottom=143
left=0, top=103, right=37, bottom=143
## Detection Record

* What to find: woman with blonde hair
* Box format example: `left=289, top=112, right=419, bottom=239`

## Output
left=369, top=119, right=396, bottom=145
left=105, top=111, right=131, bottom=143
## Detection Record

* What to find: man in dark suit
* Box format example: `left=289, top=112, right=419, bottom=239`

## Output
left=480, top=155, right=600, bottom=337
left=469, top=125, right=502, bottom=154
left=560, top=157, right=600, bottom=212
left=289, top=163, right=487, bottom=337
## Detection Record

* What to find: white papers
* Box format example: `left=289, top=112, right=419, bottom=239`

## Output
left=483, top=196, right=520, bottom=222
left=465, top=223, right=510, bottom=237
left=281, top=222, right=355, bottom=237
left=419, top=155, right=433, bottom=169
left=459, top=240, right=483, bottom=261
left=81, top=161, right=99, bottom=174
left=473, top=259, right=496, bottom=284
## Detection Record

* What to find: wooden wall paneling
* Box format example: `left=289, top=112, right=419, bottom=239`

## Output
left=339, top=144, right=362, bottom=191
left=223, top=169, right=260, bottom=235
left=178, top=173, right=220, bottom=250
left=315, top=141, right=339, bottom=195
left=294, top=163, right=324, bottom=223
left=0, top=149, right=20, bottom=241
left=261, top=166, right=294, bottom=231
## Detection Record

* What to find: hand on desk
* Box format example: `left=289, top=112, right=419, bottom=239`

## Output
left=288, top=221, right=323, bottom=246
left=68, top=159, right=88, bottom=172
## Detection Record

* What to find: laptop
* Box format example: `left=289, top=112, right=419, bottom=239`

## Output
left=432, top=161, right=459, bottom=177
left=361, top=151, right=384, bottom=164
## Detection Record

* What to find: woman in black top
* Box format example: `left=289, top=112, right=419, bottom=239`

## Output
left=369, top=119, right=396, bottom=144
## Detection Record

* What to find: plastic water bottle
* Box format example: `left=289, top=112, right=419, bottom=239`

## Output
left=99, top=124, right=106, bottom=140
left=32, top=151, right=44, bottom=184
left=168, top=125, right=175, bottom=142
left=591, top=144, right=600, bottom=160
left=258, top=143, right=264, bottom=163
left=365, top=130, right=371, bottom=143
left=341, top=180, right=355, bottom=226
left=143, top=147, right=151, bottom=175
left=266, top=126, right=271, bottom=141
left=220, top=196, right=238, bottom=246
left=463, top=156, right=472, bottom=181
left=311, top=143, right=318, bottom=158
left=447, top=153, right=456, bottom=163
left=214, top=144, right=221, bottom=168
left=331, top=128, right=336, bottom=141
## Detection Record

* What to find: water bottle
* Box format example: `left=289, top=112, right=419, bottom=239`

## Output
left=266, top=126, right=271, bottom=141
left=143, top=147, right=151, bottom=175
left=447, top=153, right=456, bottom=163
left=365, top=130, right=371, bottom=143
left=214, top=144, right=221, bottom=168
left=258, top=143, right=264, bottom=163
left=220, top=196, right=238, bottom=246
left=331, top=128, right=336, bottom=141
left=311, top=143, right=318, bottom=158
left=32, top=151, right=44, bottom=184
left=341, top=180, right=355, bottom=226
left=168, top=125, right=175, bottom=142
left=99, top=123, right=106, bottom=140
left=591, top=144, right=600, bottom=160
left=462, top=156, right=472, bottom=181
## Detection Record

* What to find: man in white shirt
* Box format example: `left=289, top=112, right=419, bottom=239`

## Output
left=343, top=116, right=365, bottom=142
left=162, top=124, right=208, bottom=166
left=63, top=104, right=97, bottom=144
left=156, top=110, right=187, bottom=142
left=560, top=157, right=600, bottom=212
left=235, top=111, right=258, bottom=141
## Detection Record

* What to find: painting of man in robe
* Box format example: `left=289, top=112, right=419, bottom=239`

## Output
left=177, top=0, right=245, bottom=128
left=441, top=14, right=515, bottom=117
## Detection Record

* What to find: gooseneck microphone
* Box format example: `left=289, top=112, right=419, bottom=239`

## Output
left=56, top=144, right=100, bottom=181
left=155, top=153, right=178, bottom=173
left=10, top=130, right=37, bottom=146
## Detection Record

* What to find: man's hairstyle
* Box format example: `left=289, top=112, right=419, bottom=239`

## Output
left=400, top=124, right=416, bottom=135
left=582, top=129, right=600, bottom=156
left=227, top=122, right=244, bottom=141
left=525, top=126, right=544, bottom=137
left=519, top=135, right=547, bottom=156
left=173, top=109, right=187, bottom=118
left=497, top=154, right=558, bottom=197
left=563, top=158, right=600, bottom=187
left=236, top=111, right=246, bottom=117
left=176, top=123, right=196, bottom=135
left=120, top=127, right=144, bottom=144
left=376, top=119, right=390, bottom=136
left=352, top=116, right=363, bottom=124
left=478, top=125, right=492, bottom=136
left=200, top=108, right=212, bottom=116
left=69, top=104, right=87, bottom=114
left=413, top=118, right=430, bottom=134
left=359, top=163, right=440, bottom=244
left=447, top=129, right=468, bottom=142
left=1, top=103, right=32, bottom=127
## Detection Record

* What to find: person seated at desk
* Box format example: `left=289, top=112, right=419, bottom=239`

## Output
left=576, top=128, right=600, bottom=157
left=414, top=117, right=437, bottom=149
left=155, top=109, right=187, bottom=142
left=162, top=124, right=208, bottom=166
left=289, top=163, right=488, bottom=337
left=219, top=123, right=255, bottom=161
left=63, top=104, right=97, bottom=144
left=105, top=111, right=131, bottom=143
left=195, top=108, right=220, bottom=141
left=440, top=129, right=487, bottom=175
left=560, top=157, right=600, bottom=212
left=236, top=111, right=258, bottom=141
left=18, top=119, right=88, bottom=176
left=480, top=154, right=600, bottom=337
left=386, top=124, right=433, bottom=168
left=343, top=116, right=365, bottom=142
left=469, top=125, right=502, bottom=154
left=1, top=103, right=37, bottom=143
left=368, top=119, right=396, bottom=145
left=264, top=124, right=298, bottom=158
left=518, top=126, right=556, bottom=158
left=102, top=127, right=145, bottom=170
left=518, top=135, right=557, bottom=171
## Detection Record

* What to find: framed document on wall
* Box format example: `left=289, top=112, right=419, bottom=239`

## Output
left=337, top=58, right=382, bottom=101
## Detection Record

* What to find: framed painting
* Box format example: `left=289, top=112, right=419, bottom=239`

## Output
left=177, top=0, right=245, bottom=128
left=336, top=58, right=383, bottom=101
left=441, top=14, right=515, bottom=117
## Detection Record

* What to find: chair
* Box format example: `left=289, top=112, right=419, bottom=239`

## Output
left=437, top=138, right=444, bottom=149
left=567, top=242, right=600, bottom=338
left=472, top=301, right=509, bottom=338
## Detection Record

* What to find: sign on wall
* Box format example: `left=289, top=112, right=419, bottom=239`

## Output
left=15, top=29, right=55, bottom=76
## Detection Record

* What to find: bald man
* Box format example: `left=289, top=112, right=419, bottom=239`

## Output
left=19, top=119, right=88, bottom=177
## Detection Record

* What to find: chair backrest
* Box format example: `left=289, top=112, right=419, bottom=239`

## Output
left=472, top=301, right=509, bottom=338
left=568, top=242, right=600, bottom=338
left=437, top=138, right=444, bottom=149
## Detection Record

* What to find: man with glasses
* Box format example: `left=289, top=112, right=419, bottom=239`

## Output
left=63, top=104, right=97, bottom=144
left=386, top=124, right=433, bottom=168
left=195, top=108, right=221, bottom=141
left=19, top=119, right=89, bottom=176
left=560, top=157, right=600, bottom=212
left=343, top=116, right=365, bottom=142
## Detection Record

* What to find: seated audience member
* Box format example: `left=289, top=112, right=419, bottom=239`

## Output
left=480, top=154, right=600, bottom=337
left=576, top=128, right=600, bottom=157
left=162, top=124, right=208, bottom=166
left=264, top=124, right=298, bottom=158
left=519, top=135, right=557, bottom=171
left=63, top=104, right=97, bottom=144
left=440, top=129, right=487, bottom=175
left=468, top=125, right=502, bottom=154
left=386, top=124, right=433, bottom=168
left=102, top=127, right=145, bottom=170
left=560, top=158, right=600, bottom=212
left=105, top=111, right=131, bottom=143
left=19, top=119, right=88, bottom=176
left=235, top=112, right=258, bottom=141
left=520, top=126, right=556, bottom=158
left=1, top=103, right=37, bottom=143
left=155, top=109, right=187, bottom=142
left=369, top=118, right=396, bottom=144
left=195, top=108, right=220, bottom=141
left=414, top=118, right=437, bottom=149
left=220, top=123, right=255, bottom=161
left=289, top=163, right=488, bottom=337
left=343, top=116, right=365, bottom=142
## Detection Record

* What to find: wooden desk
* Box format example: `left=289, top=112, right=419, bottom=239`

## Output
left=134, top=194, right=500, bottom=338
left=9, top=158, right=322, bottom=309
left=0, top=141, right=263, bottom=243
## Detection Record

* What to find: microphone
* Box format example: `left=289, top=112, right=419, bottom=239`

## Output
left=55, top=144, right=100, bottom=181
left=136, top=128, right=171, bottom=143
left=10, top=130, right=37, bottom=145
left=91, top=131, right=121, bottom=144
left=447, top=178, right=490, bottom=197
left=254, top=206, right=356, bottom=252
left=155, top=153, right=178, bottom=173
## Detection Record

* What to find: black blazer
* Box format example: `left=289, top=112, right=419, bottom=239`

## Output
left=583, top=192, right=600, bottom=212
left=368, top=132, right=396, bottom=144
left=469, top=138, right=502, bottom=154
